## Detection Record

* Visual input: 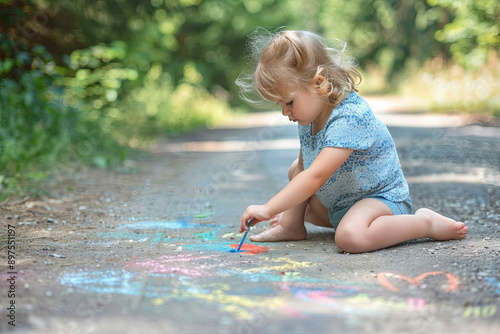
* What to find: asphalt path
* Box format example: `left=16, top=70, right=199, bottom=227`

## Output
left=1, top=101, right=499, bottom=334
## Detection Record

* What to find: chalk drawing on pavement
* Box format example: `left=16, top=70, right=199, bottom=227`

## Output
left=486, top=277, right=500, bottom=294
left=228, top=243, right=269, bottom=255
left=377, top=271, right=459, bottom=292
left=117, top=220, right=219, bottom=230
left=126, top=254, right=229, bottom=277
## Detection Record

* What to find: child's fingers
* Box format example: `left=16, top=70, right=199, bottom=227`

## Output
left=240, top=215, right=256, bottom=232
left=240, top=211, right=251, bottom=225
left=241, top=220, right=252, bottom=230
left=240, top=217, right=249, bottom=230
left=239, top=218, right=249, bottom=232
left=239, top=219, right=251, bottom=232
left=240, top=205, right=266, bottom=232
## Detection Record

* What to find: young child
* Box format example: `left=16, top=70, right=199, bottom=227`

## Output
left=236, top=30, right=468, bottom=253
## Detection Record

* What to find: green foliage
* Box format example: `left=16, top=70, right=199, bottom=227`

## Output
left=0, top=1, right=125, bottom=199
left=1, top=0, right=499, bottom=198
left=430, top=0, right=500, bottom=69
left=316, top=0, right=451, bottom=86
left=60, top=39, right=232, bottom=144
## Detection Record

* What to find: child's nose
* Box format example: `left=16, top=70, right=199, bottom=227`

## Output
left=282, top=106, right=291, bottom=116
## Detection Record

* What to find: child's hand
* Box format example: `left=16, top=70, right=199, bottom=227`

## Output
left=240, top=205, right=273, bottom=233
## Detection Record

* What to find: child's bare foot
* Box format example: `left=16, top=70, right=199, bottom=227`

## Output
left=250, top=224, right=307, bottom=242
left=415, top=208, right=468, bottom=241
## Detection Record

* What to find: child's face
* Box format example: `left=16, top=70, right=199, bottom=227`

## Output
left=274, top=86, right=329, bottom=126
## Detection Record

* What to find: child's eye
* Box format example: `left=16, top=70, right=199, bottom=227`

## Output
left=286, top=100, right=293, bottom=106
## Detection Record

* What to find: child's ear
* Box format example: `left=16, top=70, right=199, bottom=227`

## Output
left=312, top=75, right=331, bottom=95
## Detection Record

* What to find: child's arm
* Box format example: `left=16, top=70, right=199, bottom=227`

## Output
left=240, top=146, right=353, bottom=230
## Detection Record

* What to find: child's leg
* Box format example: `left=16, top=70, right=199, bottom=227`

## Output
left=334, top=198, right=468, bottom=253
left=250, top=159, right=332, bottom=242
left=269, top=193, right=332, bottom=228
left=250, top=197, right=308, bottom=242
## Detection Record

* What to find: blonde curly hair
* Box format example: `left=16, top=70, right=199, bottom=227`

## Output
left=236, top=29, right=362, bottom=108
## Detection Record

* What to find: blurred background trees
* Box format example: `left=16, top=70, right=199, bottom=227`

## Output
left=1, top=0, right=499, bottom=197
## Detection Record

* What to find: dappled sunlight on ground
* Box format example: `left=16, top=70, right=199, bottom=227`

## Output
left=406, top=169, right=500, bottom=186
left=152, top=138, right=300, bottom=153
left=151, top=96, right=494, bottom=154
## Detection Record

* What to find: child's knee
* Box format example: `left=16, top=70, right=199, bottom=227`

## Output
left=335, top=225, right=367, bottom=253
left=288, top=158, right=300, bottom=180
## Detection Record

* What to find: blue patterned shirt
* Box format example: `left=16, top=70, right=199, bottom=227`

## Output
left=299, top=92, right=410, bottom=211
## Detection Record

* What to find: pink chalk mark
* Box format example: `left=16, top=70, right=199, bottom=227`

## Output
left=131, top=260, right=208, bottom=277
left=127, top=254, right=217, bottom=277
left=126, top=254, right=213, bottom=268
left=157, top=254, right=213, bottom=263
left=281, top=306, right=304, bottom=318
left=301, top=290, right=335, bottom=304
left=407, top=298, right=426, bottom=312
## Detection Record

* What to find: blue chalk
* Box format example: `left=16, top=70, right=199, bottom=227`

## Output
left=237, top=218, right=254, bottom=252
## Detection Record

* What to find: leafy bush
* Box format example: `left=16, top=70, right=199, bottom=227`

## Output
left=430, top=0, right=500, bottom=70
left=1, top=0, right=499, bottom=199
left=0, top=5, right=125, bottom=199
left=61, top=41, right=232, bottom=146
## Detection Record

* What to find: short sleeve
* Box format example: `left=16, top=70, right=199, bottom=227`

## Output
left=323, top=113, right=377, bottom=150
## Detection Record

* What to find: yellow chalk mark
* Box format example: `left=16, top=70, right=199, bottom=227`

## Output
left=245, top=257, right=312, bottom=272
left=152, top=283, right=286, bottom=319
left=346, top=293, right=407, bottom=313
